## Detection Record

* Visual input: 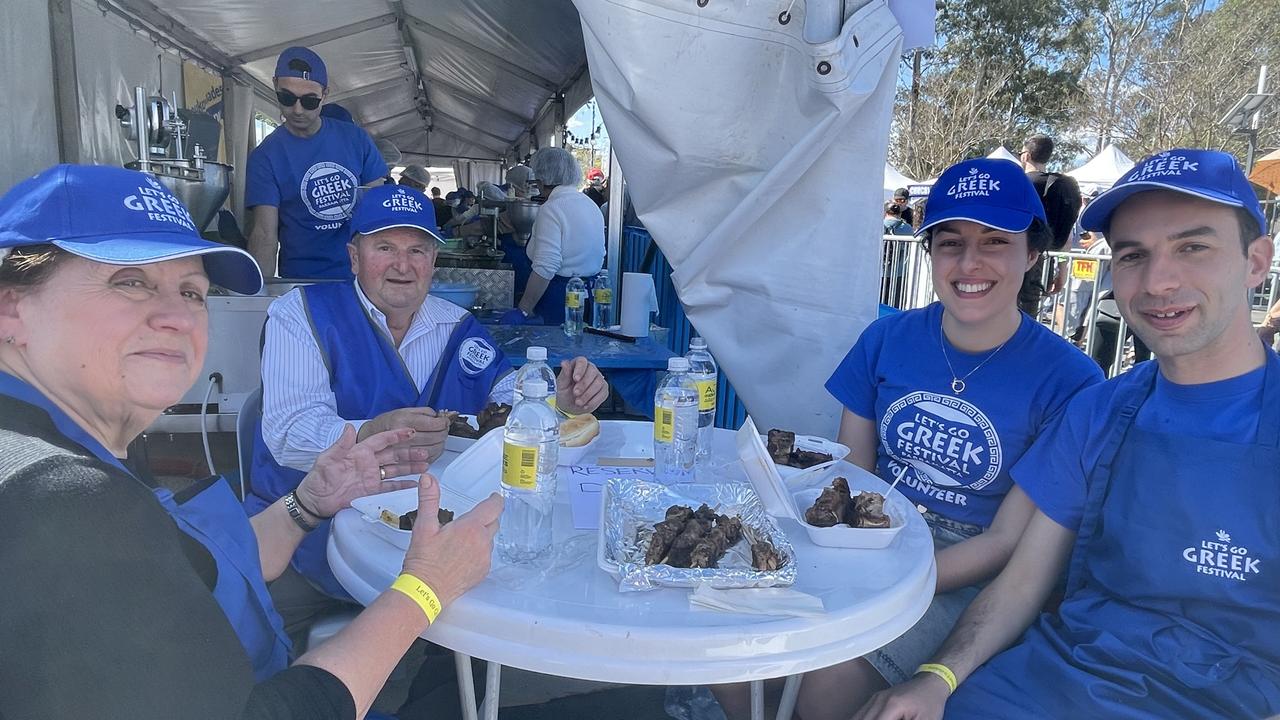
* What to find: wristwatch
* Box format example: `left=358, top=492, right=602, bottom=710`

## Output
left=283, top=491, right=319, bottom=532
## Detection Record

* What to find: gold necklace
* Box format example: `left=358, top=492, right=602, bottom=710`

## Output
left=939, top=317, right=1013, bottom=394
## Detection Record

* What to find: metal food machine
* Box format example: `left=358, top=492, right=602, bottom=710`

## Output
left=117, top=85, right=268, bottom=435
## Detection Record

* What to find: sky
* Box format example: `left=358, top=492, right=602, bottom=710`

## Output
left=567, top=98, right=611, bottom=163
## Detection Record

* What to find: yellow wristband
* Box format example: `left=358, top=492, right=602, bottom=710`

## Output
left=390, top=573, right=443, bottom=624
left=916, top=663, right=958, bottom=694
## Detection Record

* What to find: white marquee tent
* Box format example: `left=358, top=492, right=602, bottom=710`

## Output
left=1068, top=143, right=1135, bottom=195
left=884, top=163, right=916, bottom=201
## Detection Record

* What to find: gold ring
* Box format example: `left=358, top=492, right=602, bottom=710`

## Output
left=379, top=467, right=387, bottom=481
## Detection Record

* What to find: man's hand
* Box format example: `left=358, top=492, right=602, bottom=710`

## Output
left=296, top=425, right=423, bottom=518
left=851, top=674, right=951, bottom=720
left=557, top=357, right=608, bottom=414
left=400, top=472, right=503, bottom=608
left=357, top=407, right=449, bottom=462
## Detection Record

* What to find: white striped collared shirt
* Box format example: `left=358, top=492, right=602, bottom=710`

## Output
left=260, top=281, right=516, bottom=472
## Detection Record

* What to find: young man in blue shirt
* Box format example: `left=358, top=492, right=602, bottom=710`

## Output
left=853, top=149, right=1279, bottom=719
left=245, top=46, right=388, bottom=280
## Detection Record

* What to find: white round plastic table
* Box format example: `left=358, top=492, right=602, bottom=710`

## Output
left=328, top=424, right=936, bottom=720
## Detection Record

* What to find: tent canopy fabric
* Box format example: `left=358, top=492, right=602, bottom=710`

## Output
left=986, top=146, right=1021, bottom=164
left=884, top=163, right=915, bottom=201
left=1248, top=148, right=1280, bottom=195
left=1068, top=143, right=1135, bottom=193
left=143, top=0, right=590, bottom=163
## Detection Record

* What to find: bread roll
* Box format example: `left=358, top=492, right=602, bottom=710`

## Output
left=559, top=413, right=600, bottom=447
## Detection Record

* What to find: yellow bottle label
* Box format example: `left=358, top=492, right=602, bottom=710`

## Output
left=654, top=407, right=674, bottom=442
left=695, top=379, right=717, bottom=411
left=547, top=394, right=557, bottom=411
left=566, top=292, right=581, bottom=309
left=502, top=441, right=539, bottom=489
left=594, top=288, right=613, bottom=304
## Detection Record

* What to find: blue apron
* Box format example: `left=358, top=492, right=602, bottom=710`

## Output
left=498, top=232, right=533, bottom=300
left=532, top=274, right=571, bottom=327
left=248, top=282, right=510, bottom=597
left=948, top=357, right=1280, bottom=718
left=0, top=372, right=290, bottom=682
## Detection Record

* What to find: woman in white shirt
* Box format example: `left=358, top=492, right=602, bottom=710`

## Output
left=507, top=147, right=605, bottom=324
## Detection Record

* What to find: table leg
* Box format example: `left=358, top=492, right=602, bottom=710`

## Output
left=454, top=652, right=478, bottom=720
left=481, top=662, right=503, bottom=720
left=750, top=679, right=765, bottom=720
left=776, top=674, right=802, bottom=720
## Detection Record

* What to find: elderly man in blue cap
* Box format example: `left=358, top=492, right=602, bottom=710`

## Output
left=248, top=184, right=609, bottom=645
left=851, top=149, right=1279, bottom=719
left=245, top=46, right=388, bottom=280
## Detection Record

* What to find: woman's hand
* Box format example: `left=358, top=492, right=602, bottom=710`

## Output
left=400, top=473, right=503, bottom=608
left=556, top=357, right=608, bottom=414
left=296, top=425, right=423, bottom=519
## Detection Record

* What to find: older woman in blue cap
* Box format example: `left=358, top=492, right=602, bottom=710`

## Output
left=714, top=158, right=1103, bottom=720
left=0, top=165, right=501, bottom=719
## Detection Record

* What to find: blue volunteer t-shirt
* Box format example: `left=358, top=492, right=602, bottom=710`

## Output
left=246, top=119, right=387, bottom=279
left=1018, top=358, right=1268, bottom=531
left=826, top=303, right=1103, bottom=527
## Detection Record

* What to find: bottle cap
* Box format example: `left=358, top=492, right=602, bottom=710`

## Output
left=523, top=380, right=549, bottom=398
left=527, top=346, right=547, bottom=362
left=667, top=357, right=690, bottom=372
left=690, top=336, right=707, bottom=349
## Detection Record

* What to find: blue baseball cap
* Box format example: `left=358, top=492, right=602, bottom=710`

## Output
left=319, top=102, right=353, bottom=123
left=919, top=158, right=1047, bottom=235
left=0, top=165, right=262, bottom=295
left=274, top=46, right=328, bottom=88
left=1080, top=148, right=1265, bottom=234
left=350, top=185, right=444, bottom=244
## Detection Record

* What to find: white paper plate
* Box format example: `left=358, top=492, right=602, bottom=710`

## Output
left=738, top=417, right=906, bottom=549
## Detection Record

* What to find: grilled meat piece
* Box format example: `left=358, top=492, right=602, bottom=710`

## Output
left=692, top=503, right=718, bottom=522
left=714, top=515, right=743, bottom=546
left=662, top=523, right=707, bottom=568
left=397, top=507, right=454, bottom=530
left=664, top=505, right=693, bottom=523
left=445, top=411, right=481, bottom=439
left=475, top=403, right=512, bottom=435
left=804, top=479, right=852, bottom=527
left=786, top=448, right=833, bottom=469
left=766, top=429, right=796, bottom=463
left=644, top=523, right=682, bottom=565
left=751, top=540, right=784, bottom=571
left=851, top=491, right=890, bottom=528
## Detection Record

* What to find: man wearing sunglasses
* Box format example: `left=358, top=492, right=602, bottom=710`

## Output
left=246, top=46, right=388, bottom=280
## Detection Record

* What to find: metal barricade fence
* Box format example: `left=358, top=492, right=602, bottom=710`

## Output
left=1250, top=267, right=1280, bottom=314
left=877, top=237, right=1134, bottom=378
left=879, top=234, right=935, bottom=311
left=1037, top=251, right=1131, bottom=378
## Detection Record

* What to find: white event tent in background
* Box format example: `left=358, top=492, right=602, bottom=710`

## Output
left=883, top=163, right=917, bottom=201
left=1068, top=144, right=1136, bottom=195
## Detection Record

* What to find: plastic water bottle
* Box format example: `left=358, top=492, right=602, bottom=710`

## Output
left=511, top=346, right=557, bottom=409
left=653, top=357, right=700, bottom=484
left=592, top=270, right=614, bottom=329
left=564, top=276, right=587, bottom=337
left=497, top=379, right=560, bottom=565
left=685, top=336, right=718, bottom=462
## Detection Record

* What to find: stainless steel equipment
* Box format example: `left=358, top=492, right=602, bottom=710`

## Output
left=117, top=86, right=231, bottom=231
left=506, top=199, right=540, bottom=239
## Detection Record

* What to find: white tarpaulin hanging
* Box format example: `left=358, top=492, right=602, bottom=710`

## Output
left=576, top=0, right=933, bottom=435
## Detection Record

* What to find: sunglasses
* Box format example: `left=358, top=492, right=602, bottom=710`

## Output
left=276, top=90, right=322, bottom=110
